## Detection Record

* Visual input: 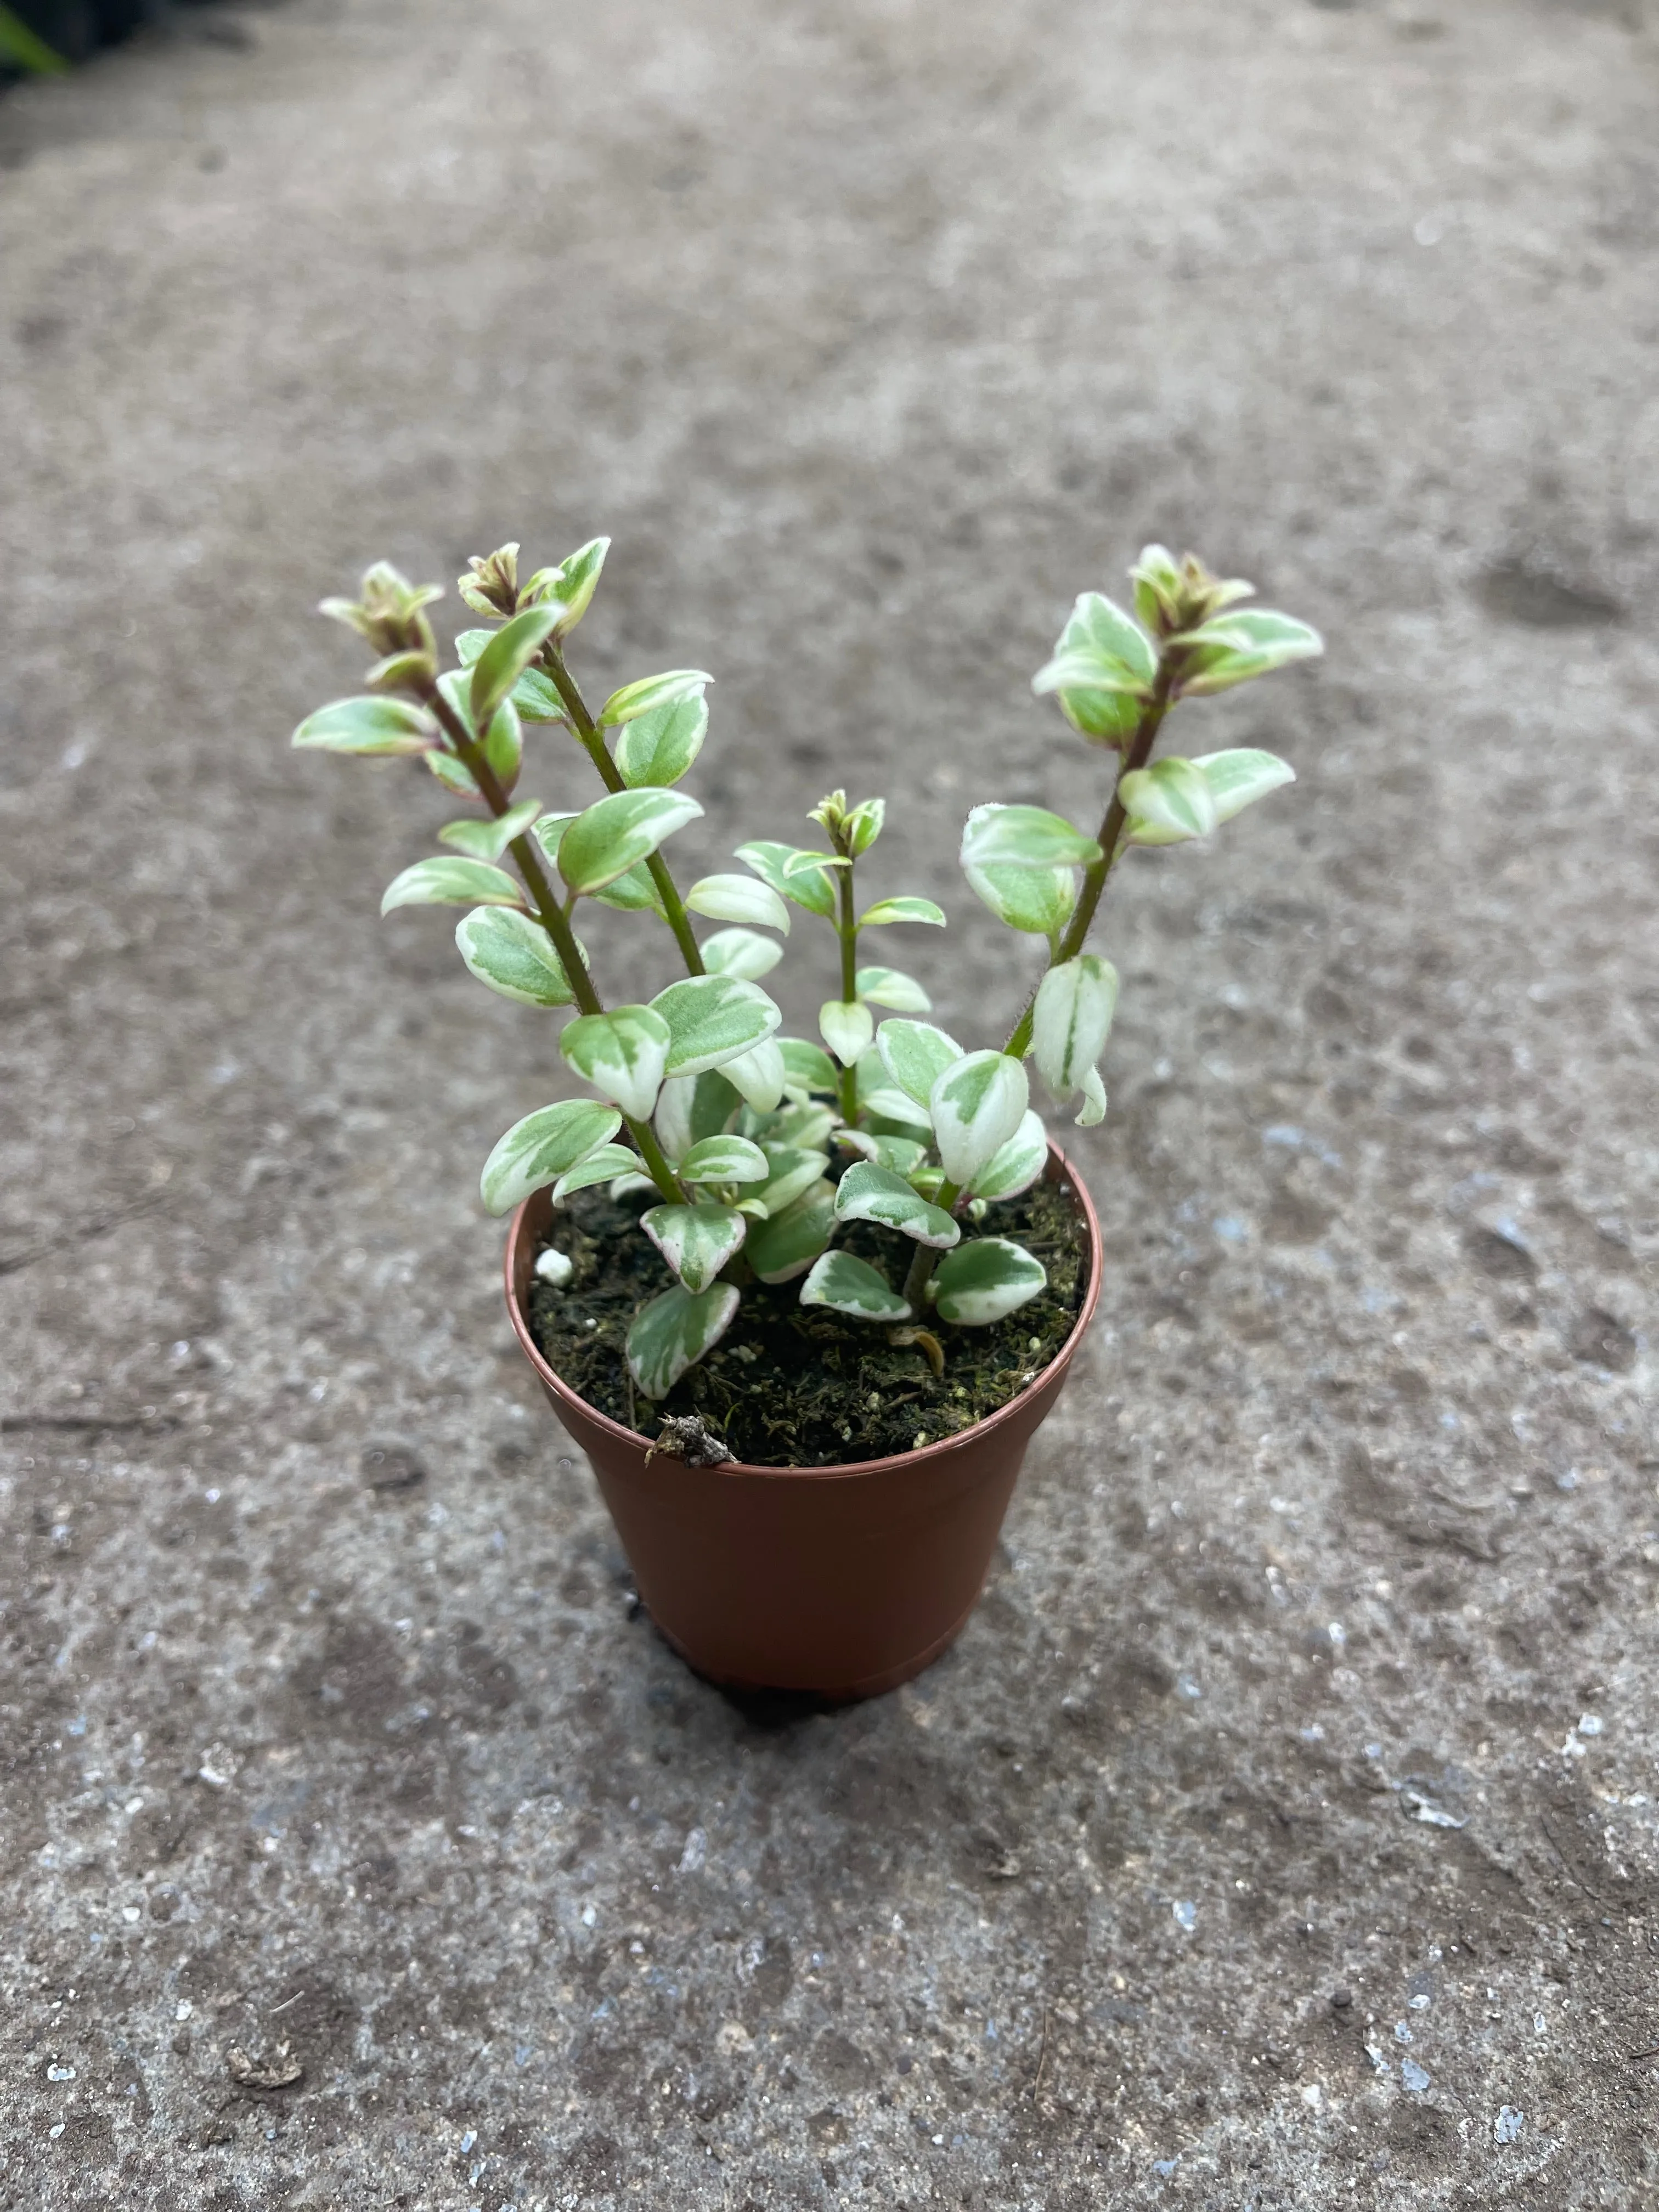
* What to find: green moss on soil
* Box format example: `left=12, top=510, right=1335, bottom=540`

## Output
left=527, top=1171, right=1088, bottom=1468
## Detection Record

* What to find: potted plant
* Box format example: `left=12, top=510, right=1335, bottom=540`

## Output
left=294, top=539, right=1321, bottom=1695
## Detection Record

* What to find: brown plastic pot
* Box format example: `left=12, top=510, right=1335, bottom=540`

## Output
left=504, top=1143, right=1101, bottom=1700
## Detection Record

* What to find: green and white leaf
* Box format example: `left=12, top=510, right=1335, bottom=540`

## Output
left=842, top=797, right=885, bottom=857
left=552, top=1143, right=646, bottom=1199
left=455, top=906, right=578, bottom=1006
left=837, top=1130, right=929, bottom=1179
left=641, top=1202, right=748, bottom=1293
left=650, top=974, right=783, bottom=1080
left=1176, top=608, right=1322, bottom=696
left=598, top=669, right=712, bottom=729
left=654, top=1070, right=741, bottom=1164
left=382, top=856, right=524, bottom=915
left=560, top=1005, right=672, bottom=1120
left=930, top=1050, right=1030, bottom=1189
left=627, top=1283, right=741, bottom=1401
left=479, top=1098, right=622, bottom=1215
left=470, top=604, right=562, bottom=727
left=455, top=629, right=565, bottom=723
left=1075, top=1065, right=1107, bottom=1127
left=735, top=839, right=837, bottom=918
left=434, top=671, right=524, bottom=790
left=752, top=1146, right=833, bottom=1220
left=961, top=811, right=1079, bottom=937
left=1117, top=756, right=1220, bottom=845
left=743, top=1181, right=837, bottom=1283
left=613, top=692, right=708, bottom=788
left=855, top=964, right=931, bottom=1012
left=858, top=895, right=946, bottom=929
left=834, top=1162, right=960, bottom=1249
left=799, top=1250, right=910, bottom=1322
left=557, top=788, right=703, bottom=897
left=437, top=798, right=543, bottom=860
left=768, top=1099, right=838, bottom=1151
left=820, top=998, right=874, bottom=1068
left=967, top=1109, right=1048, bottom=1201
left=717, top=1038, right=787, bottom=1114
left=685, top=873, right=790, bottom=934
left=1192, top=747, right=1296, bottom=822
left=777, top=1037, right=841, bottom=1097
left=1032, top=955, right=1119, bottom=1098
left=1031, top=590, right=1157, bottom=745
left=960, top=805, right=1101, bottom=872
left=701, top=927, right=784, bottom=981
left=678, top=1135, right=770, bottom=1186
left=292, top=695, right=437, bottom=756
left=930, top=1237, right=1048, bottom=1325
left=522, top=535, right=609, bottom=637
left=876, top=1018, right=963, bottom=1109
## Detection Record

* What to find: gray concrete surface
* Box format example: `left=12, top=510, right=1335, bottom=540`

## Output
left=3, top=0, right=1657, bottom=2203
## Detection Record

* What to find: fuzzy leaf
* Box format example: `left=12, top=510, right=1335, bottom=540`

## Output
left=642, top=1202, right=748, bottom=1293
left=522, top=536, right=609, bottom=636
left=876, top=1018, right=963, bottom=1109
left=381, top=856, right=523, bottom=915
left=800, top=1250, right=910, bottom=1321
left=436, top=799, right=543, bottom=860
left=479, top=1099, right=621, bottom=1215
left=967, top=1110, right=1048, bottom=1201
left=820, top=998, right=874, bottom=1068
left=686, top=873, right=790, bottom=934
left=654, top=1071, right=742, bottom=1164
left=930, top=1237, right=1047, bottom=1324
left=678, top=1135, right=770, bottom=1185
left=834, top=1161, right=960, bottom=1248
left=552, top=1143, right=646, bottom=1199
left=292, top=695, right=438, bottom=756
left=455, top=907, right=577, bottom=1006
left=613, top=691, right=708, bottom=788
left=627, top=1283, right=741, bottom=1400
left=651, top=974, right=782, bottom=1079
left=930, top=1051, right=1030, bottom=1189
left=736, top=839, right=837, bottom=918
left=853, top=964, right=931, bottom=1013
left=700, top=928, right=783, bottom=982
left=598, top=669, right=712, bottom=729
left=778, top=1037, right=841, bottom=1097
left=561, top=1005, right=672, bottom=1119
left=743, top=1181, right=837, bottom=1283
left=471, top=605, right=562, bottom=727
left=1118, top=756, right=1220, bottom=846
left=858, top=895, right=945, bottom=928
left=557, top=788, right=703, bottom=896
left=1032, top=955, right=1119, bottom=1098
left=960, top=805, right=1101, bottom=872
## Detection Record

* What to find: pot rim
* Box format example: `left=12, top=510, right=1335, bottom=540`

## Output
left=504, top=1137, right=1102, bottom=1483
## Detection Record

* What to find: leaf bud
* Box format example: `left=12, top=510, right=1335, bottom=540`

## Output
left=458, top=544, right=521, bottom=618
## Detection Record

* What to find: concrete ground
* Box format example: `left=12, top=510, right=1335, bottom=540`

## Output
left=3, top=0, right=1657, bottom=2203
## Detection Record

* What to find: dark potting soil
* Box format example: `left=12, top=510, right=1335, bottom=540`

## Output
left=526, top=1171, right=1089, bottom=1468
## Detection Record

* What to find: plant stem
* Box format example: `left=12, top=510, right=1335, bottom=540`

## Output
left=423, top=685, right=685, bottom=1204
left=901, top=1188, right=959, bottom=1314
left=834, top=855, right=860, bottom=1122
left=539, top=647, right=707, bottom=978
left=1000, top=657, right=1178, bottom=1060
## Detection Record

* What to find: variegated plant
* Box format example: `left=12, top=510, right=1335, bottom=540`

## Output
left=294, top=539, right=1319, bottom=1403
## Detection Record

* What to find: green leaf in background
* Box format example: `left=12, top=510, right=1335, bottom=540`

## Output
left=800, top=1250, right=910, bottom=1322
left=0, top=5, right=71, bottom=72
left=842, top=797, right=886, bottom=857
left=718, top=1039, right=787, bottom=1114
left=929, top=1050, right=1030, bottom=1189
left=437, top=798, right=543, bottom=860
left=876, top=1019, right=963, bottom=1109
left=292, top=696, right=438, bottom=755
left=685, top=873, right=790, bottom=934
left=599, top=669, right=713, bottom=728
left=557, top=788, right=704, bottom=896
left=751, top=1145, right=831, bottom=1221
left=560, top=1004, right=672, bottom=1119
left=627, top=1282, right=742, bottom=1400
left=1031, top=590, right=1157, bottom=744
left=743, top=1181, right=837, bottom=1283
left=614, top=692, right=708, bottom=788
left=522, top=537, right=610, bottom=637
left=642, top=1202, right=748, bottom=1293
left=552, top=1143, right=645, bottom=1199
left=1176, top=608, right=1322, bottom=696
left=735, top=839, right=837, bottom=918
left=700, top=927, right=784, bottom=981
left=1118, top=756, right=1220, bottom=845
left=651, top=973, right=782, bottom=1078
left=778, top=1037, right=842, bottom=1097
left=930, top=1237, right=1047, bottom=1324
left=1031, top=954, right=1119, bottom=1098
left=381, top=856, right=524, bottom=915
left=654, top=1070, right=742, bottom=1163
left=966, top=1109, right=1048, bottom=1201
left=960, top=805, right=1101, bottom=872
left=678, top=1135, right=770, bottom=1185
left=854, top=964, right=931, bottom=1013
left=819, top=998, right=874, bottom=1068
left=834, top=1161, right=959, bottom=1247
left=455, top=906, right=578, bottom=1006
left=470, top=604, right=563, bottom=727
left=857, top=895, right=946, bottom=928
left=479, top=1098, right=622, bottom=1215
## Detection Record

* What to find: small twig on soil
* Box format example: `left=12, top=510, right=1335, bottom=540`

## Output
left=1029, top=2006, right=1052, bottom=2101
left=1628, top=2045, right=1659, bottom=2063
left=268, top=1990, right=306, bottom=2016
